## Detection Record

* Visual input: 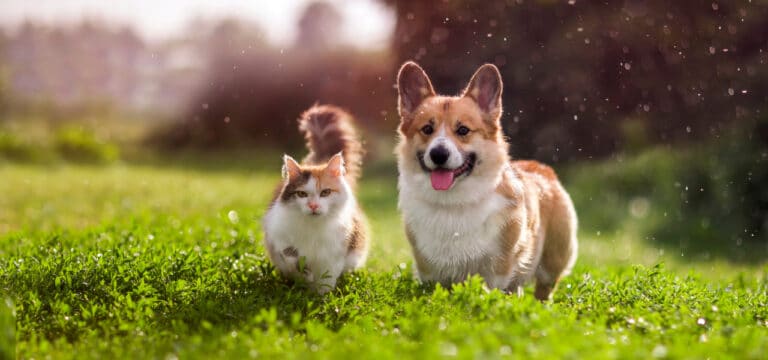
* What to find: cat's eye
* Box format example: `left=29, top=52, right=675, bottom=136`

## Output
left=421, top=124, right=434, bottom=135
left=456, top=125, right=470, bottom=136
left=295, top=191, right=308, bottom=198
left=320, top=189, right=332, bottom=197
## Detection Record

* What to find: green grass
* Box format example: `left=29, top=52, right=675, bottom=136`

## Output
left=1, top=159, right=767, bottom=359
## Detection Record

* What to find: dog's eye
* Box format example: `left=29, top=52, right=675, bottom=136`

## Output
left=421, top=124, right=434, bottom=135
left=320, top=189, right=332, bottom=197
left=295, top=191, right=308, bottom=198
left=456, top=126, right=470, bottom=136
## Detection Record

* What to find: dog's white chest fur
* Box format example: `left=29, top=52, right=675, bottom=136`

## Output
left=398, top=177, right=514, bottom=284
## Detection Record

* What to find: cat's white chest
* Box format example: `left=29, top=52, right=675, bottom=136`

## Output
left=263, top=204, right=350, bottom=272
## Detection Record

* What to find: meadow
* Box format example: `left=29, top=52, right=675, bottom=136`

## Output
left=1, top=148, right=767, bottom=358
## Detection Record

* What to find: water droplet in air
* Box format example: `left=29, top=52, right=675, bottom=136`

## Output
left=228, top=210, right=239, bottom=224
left=440, top=342, right=458, bottom=356
left=500, top=345, right=512, bottom=355
left=629, top=197, right=650, bottom=218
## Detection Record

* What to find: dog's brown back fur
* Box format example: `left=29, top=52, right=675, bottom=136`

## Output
left=506, top=161, right=577, bottom=299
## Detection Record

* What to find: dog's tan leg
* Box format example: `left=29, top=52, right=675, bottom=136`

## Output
left=534, top=189, right=578, bottom=301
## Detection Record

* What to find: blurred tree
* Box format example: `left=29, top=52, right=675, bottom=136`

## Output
left=0, top=21, right=160, bottom=114
left=296, top=1, right=343, bottom=51
left=160, top=16, right=393, bottom=149
left=0, top=29, right=7, bottom=117
left=383, top=0, right=768, bottom=162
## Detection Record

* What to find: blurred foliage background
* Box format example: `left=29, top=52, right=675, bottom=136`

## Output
left=0, top=0, right=766, bottom=261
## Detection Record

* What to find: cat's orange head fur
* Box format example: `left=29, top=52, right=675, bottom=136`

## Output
left=280, top=153, right=348, bottom=216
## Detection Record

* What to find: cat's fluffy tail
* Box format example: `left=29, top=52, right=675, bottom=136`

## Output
left=298, top=104, right=364, bottom=187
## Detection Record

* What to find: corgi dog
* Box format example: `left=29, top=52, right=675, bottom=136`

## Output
left=262, top=105, right=369, bottom=294
left=395, top=62, right=578, bottom=300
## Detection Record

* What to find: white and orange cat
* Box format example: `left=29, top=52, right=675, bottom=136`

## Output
left=262, top=105, right=369, bottom=294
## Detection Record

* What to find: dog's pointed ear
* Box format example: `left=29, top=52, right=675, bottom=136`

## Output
left=324, top=152, right=345, bottom=177
left=282, top=155, right=301, bottom=180
left=397, top=61, right=435, bottom=119
left=463, top=64, right=503, bottom=121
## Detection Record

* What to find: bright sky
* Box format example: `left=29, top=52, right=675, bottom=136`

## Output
left=0, top=0, right=395, bottom=49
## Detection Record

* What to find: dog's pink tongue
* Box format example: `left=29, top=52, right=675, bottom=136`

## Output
left=430, top=170, right=455, bottom=190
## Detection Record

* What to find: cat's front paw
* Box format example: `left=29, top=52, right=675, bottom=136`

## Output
left=313, top=278, right=337, bottom=295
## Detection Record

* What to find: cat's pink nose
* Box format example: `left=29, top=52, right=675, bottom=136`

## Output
left=308, top=202, right=319, bottom=211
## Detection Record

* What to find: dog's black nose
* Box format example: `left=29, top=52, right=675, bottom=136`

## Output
left=429, top=146, right=450, bottom=166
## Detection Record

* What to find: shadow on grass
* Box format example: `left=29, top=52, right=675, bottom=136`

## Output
left=8, top=252, right=432, bottom=345
left=153, top=265, right=433, bottom=336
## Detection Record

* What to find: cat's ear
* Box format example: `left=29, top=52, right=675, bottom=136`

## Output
left=325, top=152, right=345, bottom=177
left=282, top=155, right=301, bottom=180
